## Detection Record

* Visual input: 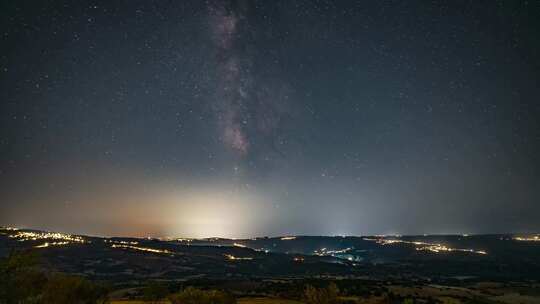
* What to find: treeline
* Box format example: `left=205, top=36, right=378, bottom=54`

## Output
left=142, top=282, right=235, bottom=304
left=143, top=281, right=351, bottom=304
left=1, top=251, right=434, bottom=304
left=0, top=250, right=108, bottom=304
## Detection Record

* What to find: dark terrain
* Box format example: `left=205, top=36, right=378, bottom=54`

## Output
left=2, top=226, right=539, bottom=285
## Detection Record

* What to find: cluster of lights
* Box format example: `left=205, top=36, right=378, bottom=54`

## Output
left=313, top=247, right=327, bottom=256
left=514, top=236, right=540, bottom=242
left=9, top=231, right=87, bottom=249
left=35, top=241, right=70, bottom=248
left=313, top=247, right=353, bottom=256
left=416, top=244, right=487, bottom=255
left=249, top=247, right=270, bottom=253
left=293, top=256, right=305, bottom=262
left=233, top=242, right=247, bottom=248
left=224, top=254, right=253, bottom=261
left=364, top=237, right=487, bottom=255
left=110, top=244, right=172, bottom=254
left=0, top=226, right=19, bottom=231
left=104, top=239, right=139, bottom=245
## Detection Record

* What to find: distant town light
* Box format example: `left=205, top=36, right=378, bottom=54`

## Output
left=224, top=254, right=253, bottom=261
left=514, top=236, right=540, bottom=242
left=363, top=237, right=487, bottom=255
left=110, top=244, right=172, bottom=254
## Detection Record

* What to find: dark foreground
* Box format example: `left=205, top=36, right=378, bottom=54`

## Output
left=1, top=226, right=539, bottom=303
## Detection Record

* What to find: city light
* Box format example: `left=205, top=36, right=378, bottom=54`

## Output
left=9, top=231, right=87, bottom=244
left=0, top=226, right=19, bottom=231
left=313, top=247, right=353, bottom=256
left=514, top=236, right=540, bottom=242
left=364, top=237, right=487, bottom=255
left=104, top=239, right=139, bottom=245
left=224, top=254, right=253, bottom=261
left=34, top=241, right=70, bottom=248
left=415, top=244, right=487, bottom=255
left=110, top=244, right=173, bottom=254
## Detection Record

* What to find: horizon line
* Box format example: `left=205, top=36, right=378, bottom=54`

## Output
left=2, top=225, right=538, bottom=240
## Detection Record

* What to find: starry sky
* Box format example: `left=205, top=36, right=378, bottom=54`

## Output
left=1, top=1, right=539, bottom=238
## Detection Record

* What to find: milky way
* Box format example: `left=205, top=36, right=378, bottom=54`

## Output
left=209, top=2, right=249, bottom=155
left=208, top=1, right=292, bottom=158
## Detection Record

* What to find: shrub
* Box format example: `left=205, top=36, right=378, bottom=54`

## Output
left=143, top=281, right=169, bottom=303
left=168, top=287, right=236, bottom=304
left=41, top=274, right=108, bottom=304
left=0, top=251, right=108, bottom=304
left=303, top=283, right=340, bottom=304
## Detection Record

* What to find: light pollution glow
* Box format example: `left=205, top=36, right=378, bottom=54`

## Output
left=5, top=180, right=276, bottom=239
left=161, top=185, right=276, bottom=239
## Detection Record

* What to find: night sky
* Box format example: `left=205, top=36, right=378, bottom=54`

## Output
left=1, top=1, right=539, bottom=238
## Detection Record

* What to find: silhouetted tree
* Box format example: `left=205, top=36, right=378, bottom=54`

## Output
left=0, top=250, right=46, bottom=304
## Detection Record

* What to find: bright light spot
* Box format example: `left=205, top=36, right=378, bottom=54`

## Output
left=224, top=254, right=253, bottom=261
left=280, top=236, right=297, bottom=240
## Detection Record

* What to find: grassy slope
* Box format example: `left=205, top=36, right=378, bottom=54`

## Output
left=110, top=299, right=303, bottom=304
